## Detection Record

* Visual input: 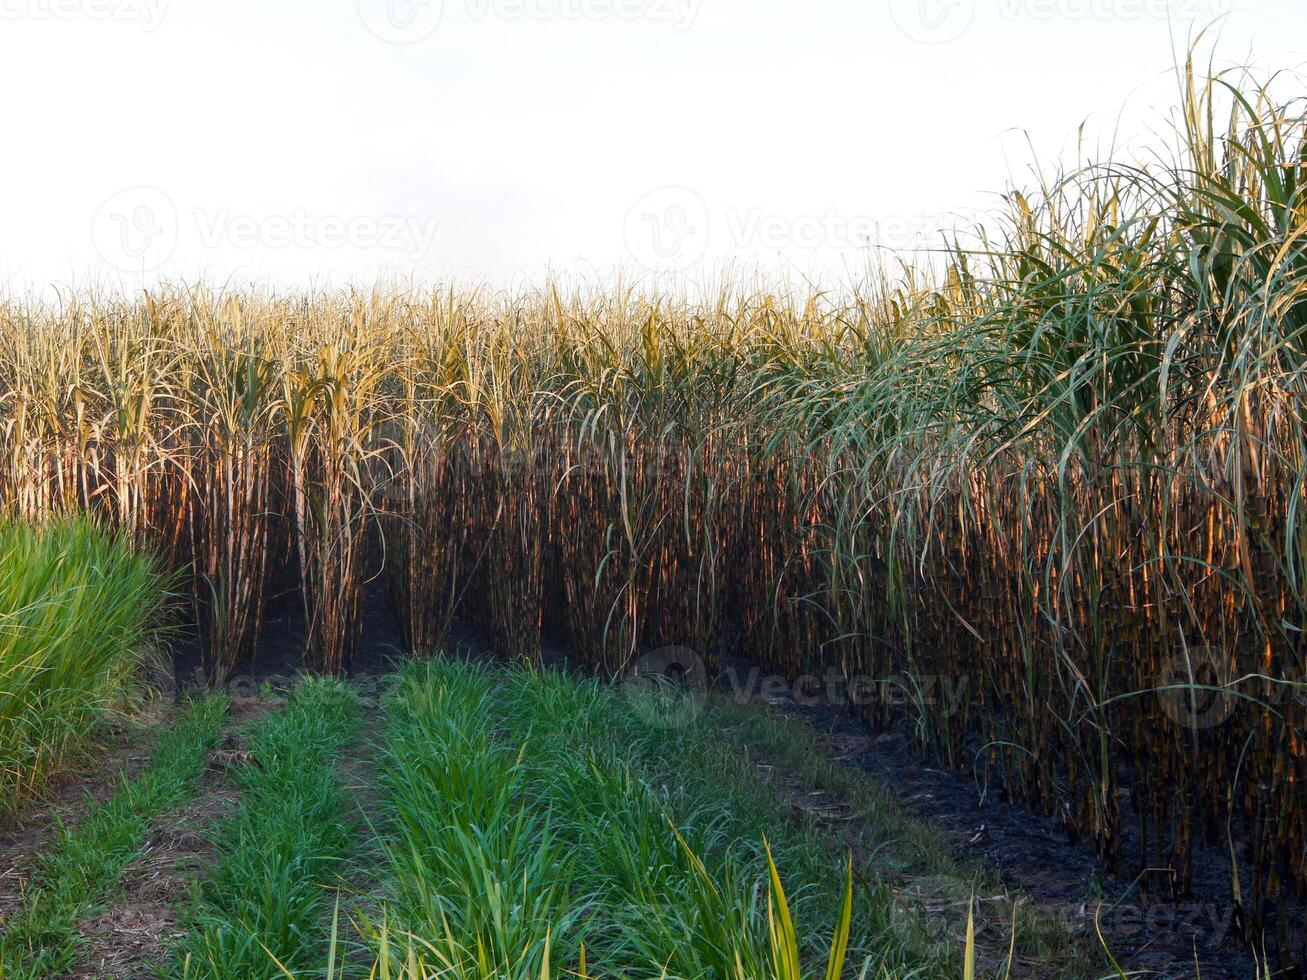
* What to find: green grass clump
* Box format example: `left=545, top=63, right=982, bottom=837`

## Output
left=176, top=678, right=361, bottom=979
left=0, top=517, right=168, bottom=810
left=363, top=661, right=578, bottom=978
left=0, top=695, right=228, bottom=978
left=355, top=659, right=951, bottom=979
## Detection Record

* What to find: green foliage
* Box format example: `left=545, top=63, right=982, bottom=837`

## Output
left=0, top=696, right=227, bottom=977
left=348, top=659, right=947, bottom=979
left=176, top=679, right=361, bottom=979
left=0, top=517, right=168, bottom=809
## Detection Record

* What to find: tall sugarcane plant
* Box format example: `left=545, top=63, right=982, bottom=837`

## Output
left=0, top=51, right=1302, bottom=970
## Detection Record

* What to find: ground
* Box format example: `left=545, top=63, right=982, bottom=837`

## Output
left=0, top=593, right=1271, bottom=978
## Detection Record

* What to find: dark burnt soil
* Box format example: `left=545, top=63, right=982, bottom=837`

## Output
left=170, top=574, right=408, bottom=693
left=720, top=724, right=1080, bottom=978
left=728, top=671, right=1275, bottom=980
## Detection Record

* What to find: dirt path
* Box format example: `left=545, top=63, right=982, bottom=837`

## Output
left=0, top=698, right=175, bottom=928
left=728, top=690, right=1257, bottom=980
left=66, top=694, right=283, bottom=980
left=712, top=700, right=1079, bottom=978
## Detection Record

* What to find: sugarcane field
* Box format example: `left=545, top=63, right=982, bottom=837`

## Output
left=1, top=4, right=1306, bottom=978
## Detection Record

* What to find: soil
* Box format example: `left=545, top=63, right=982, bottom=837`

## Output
left=317, top=697, right=389, bottom=942
left=171, top=574, right=409, bottom=694
left=740, top=745, right=1043, bottom=976
left=66, top=693, right=283, bottom=980
left=729, top=676, right=1269, bottom=980
left=0, top=696, right=174, bottom=927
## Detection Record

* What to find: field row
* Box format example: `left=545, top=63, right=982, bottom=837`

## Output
left=1, top=53, right=1304, bottom=970
left=2, top=655, right=1137, bottom=978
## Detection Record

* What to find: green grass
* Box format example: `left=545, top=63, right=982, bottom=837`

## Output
left=0, top=659, right=1088, bottom=979
left=346, top=659, right=959, bottom=979
left=359, top=661, right=580, bottom=978
left=0, top=695, right=228, bottom=978
left=175, top=678, right=362, bottom=979
left=0, top=517, right=168, bottom=811
left=710, top=697, right=1092, bottom=977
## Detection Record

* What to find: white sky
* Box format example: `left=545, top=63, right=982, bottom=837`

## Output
left=1, top=0, right=1305, bottom=297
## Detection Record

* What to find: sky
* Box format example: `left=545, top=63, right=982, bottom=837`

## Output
left=1, top=0, right=1305, bottom=297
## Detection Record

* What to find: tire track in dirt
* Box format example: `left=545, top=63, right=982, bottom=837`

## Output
left=65, top=693, right=284, bottom=980
left=0, top=698, right=174, bottom=929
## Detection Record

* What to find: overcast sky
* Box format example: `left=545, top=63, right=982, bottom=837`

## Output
left=2, top=0, right=1305, bottom=297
